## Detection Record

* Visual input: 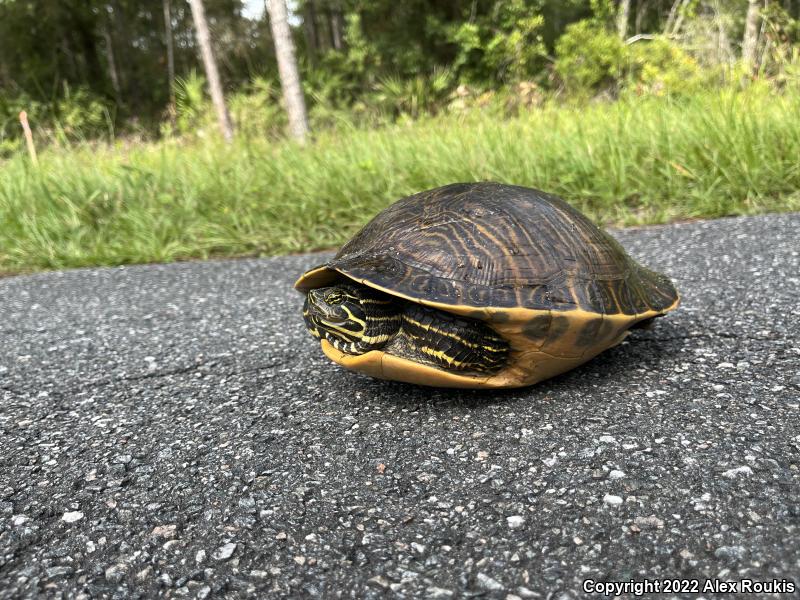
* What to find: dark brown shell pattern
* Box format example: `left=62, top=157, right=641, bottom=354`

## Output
left=327, top=183, right=678, bottom=316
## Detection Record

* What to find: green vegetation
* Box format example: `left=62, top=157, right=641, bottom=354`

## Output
left=2, top=87, right=799, bottom=273
left=2, top=1, right=800, bottom=274
left=2, top=0, right=800, bottom=148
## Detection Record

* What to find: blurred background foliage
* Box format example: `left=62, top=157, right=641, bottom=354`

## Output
left=2, top=0, right=800, bottom=272
left=1, top=0, right=799, bottom=153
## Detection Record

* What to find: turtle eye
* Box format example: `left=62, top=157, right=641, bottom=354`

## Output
left=325, top=291, right=344, bottom=305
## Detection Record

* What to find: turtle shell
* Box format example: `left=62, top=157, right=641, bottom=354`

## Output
left=296, top=182, right=679, bottom=388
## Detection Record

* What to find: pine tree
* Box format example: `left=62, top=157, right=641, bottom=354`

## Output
left=267, top=0, right=310, bottom=143
left=188, top=0, right=234, bottom=141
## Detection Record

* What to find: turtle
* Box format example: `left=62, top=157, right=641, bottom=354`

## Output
left=295, top=182, right=679, bottom=389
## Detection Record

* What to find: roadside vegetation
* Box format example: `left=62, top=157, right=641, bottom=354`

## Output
left=3, top=86, right=799, bottom=272
left=1, top=0, right=800, bottom=272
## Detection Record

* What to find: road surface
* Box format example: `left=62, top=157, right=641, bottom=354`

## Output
left=1, top=213, right=798, bottom=598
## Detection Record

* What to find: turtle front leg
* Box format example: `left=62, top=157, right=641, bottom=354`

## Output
left=396, top=304, right=509, bottom=374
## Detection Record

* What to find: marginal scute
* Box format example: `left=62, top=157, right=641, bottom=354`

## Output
left=596, top=319, right=616, bottom=342
left=525, top=284, right=552, bottom=310
left=546, top=280, right=580, bottom=311
left=615, top=276, right=639, bottom=315
left=466, top=284, right=493, bottom=305
left=631, top=277, right=654, bottom=314
left=644, top=269, right=680, bottom=311
left=595, top=280, right=622, bottom=315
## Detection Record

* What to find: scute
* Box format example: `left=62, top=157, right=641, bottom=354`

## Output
left=295, top=182, right=679, bottom=316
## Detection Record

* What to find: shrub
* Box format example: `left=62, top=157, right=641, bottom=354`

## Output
left=169, top=71, right=212, bottom=137
left=52, top=84, right=110, bottom=142
left=554, top=20, right=627, bottom=94
left=555, top=21, right=712, bottom=98
left=443, top=0, right=546, bottom=84
left=627, top=37, right=706, bottom=96
left=228, top=77, right=286, bottom=139
left=0, top=85, right=109, bottom=156
left=372, top=67, right=454, bottom=119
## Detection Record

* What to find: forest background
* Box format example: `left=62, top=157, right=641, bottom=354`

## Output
left=1, top=0, right=799, bottom=272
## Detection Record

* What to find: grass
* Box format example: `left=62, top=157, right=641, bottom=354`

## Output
left=1, top=87, right=799, bottom=273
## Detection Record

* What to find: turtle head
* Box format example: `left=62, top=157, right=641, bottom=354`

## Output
left=306, top=285, right=365, bottom=329
left=303, top=283, right=401, bottom=354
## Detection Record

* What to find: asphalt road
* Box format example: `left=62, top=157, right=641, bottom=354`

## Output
left=1, top=213, right=799, bottom=599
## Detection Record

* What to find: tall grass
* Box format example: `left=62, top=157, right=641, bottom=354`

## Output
left=1, top=88, right=799, bottom=273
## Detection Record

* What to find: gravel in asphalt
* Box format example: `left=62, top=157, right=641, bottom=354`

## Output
left=1, top=213, right=799, bottom=598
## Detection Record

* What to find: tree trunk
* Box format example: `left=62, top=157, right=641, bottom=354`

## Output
left=72, top=11, right=104, bottom=89
left=163, top=0, right=176, bottom=108
left=635, top=0, right=647, bottom=35
left=102, top=26, right=122, bottom=102
left=60, top=36, right=78, bottom=82
left=329, top=2, right=345, bottom=51
left=617, top=0, right=631, bottom=39
left=742, top=0, right=760, bottom=71
left=708, top=0, right=734, bottom=66
left=303, top=0, right=320, bottom=64
left=664, top=0, right=688, bottom=34
left=188, top=0, right=234, bottom=142
left=267, top=0, right=310, bottom=143
left=671, top=0, right=689, bottom=35
left=0, top=56, right=8, bottom=89
left=109, top=1, right=128, bottom=95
